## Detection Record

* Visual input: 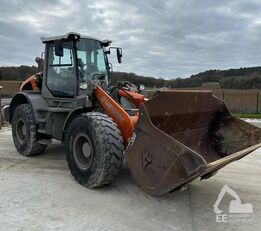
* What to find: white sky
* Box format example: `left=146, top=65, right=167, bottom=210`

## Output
left=1, top=0, right=261, bottom=79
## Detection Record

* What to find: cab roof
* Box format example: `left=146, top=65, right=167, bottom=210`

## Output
left=41, top=32, right=112, bottom=46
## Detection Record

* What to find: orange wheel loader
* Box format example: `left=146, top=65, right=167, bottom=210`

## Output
left=3, top=32, right=261, bottom=196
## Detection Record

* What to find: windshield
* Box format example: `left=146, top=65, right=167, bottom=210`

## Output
left=76, top=38, right=108, bottom=86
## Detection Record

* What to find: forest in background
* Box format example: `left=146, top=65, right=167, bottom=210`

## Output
left=0, top=65, right=261, bottom=89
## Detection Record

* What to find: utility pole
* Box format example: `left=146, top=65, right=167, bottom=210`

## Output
left=0, top=86, right=2, bottom=129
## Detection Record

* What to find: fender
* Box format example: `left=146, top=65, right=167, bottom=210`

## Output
left=62, top=105, right=98, bottom=141
left=4, top=73, right=40, bottom=122
left=7, top=92, right=49, bottom=123
left=19, top=74, right=39, bottom=92
left=7, top=92, right=31, bottom=123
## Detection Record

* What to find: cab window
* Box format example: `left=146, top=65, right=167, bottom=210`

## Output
left=46, top=42, right=75, bottom=98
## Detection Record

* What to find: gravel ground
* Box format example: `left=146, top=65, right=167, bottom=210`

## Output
left=0, top=125, right=260, bottom=231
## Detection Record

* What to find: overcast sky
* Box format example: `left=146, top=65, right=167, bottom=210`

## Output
left=1, top=0, right=261, bottom=78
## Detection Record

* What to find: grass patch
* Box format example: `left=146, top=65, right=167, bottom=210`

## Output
left=232, top=113, right=261, bottom=119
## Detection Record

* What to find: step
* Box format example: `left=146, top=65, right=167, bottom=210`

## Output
left=37, top=129, right=47, bottom=134
left=38, top=118, right=47, bottom=123
left=38, top=107, right=72, bottom=113
left=38, top=139, right=52, bottom=145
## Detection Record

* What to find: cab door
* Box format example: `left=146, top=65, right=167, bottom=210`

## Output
left=44, top=41, right=76, bottom=98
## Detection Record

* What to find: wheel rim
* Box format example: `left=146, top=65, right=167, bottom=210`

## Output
left=73, top=132, right=94, bottom=170
left=16, top=119, right=27, bottom=143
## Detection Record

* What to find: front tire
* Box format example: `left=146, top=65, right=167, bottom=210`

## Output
left=11, top=104, right=47, bottom=156
left=65, top=112, right=124, bottom=188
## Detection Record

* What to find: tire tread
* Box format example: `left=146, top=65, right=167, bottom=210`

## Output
left=66, top=112, right=124, bottom=188
left=12, top=104, right=47, bottom=156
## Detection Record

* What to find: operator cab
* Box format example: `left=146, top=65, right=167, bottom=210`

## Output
left=40, top=32, right=122, bottom=99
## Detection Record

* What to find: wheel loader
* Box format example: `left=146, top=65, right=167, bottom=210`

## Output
left=3, top=32, right=261, bottom=196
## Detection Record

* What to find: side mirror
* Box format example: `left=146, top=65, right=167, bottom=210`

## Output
left=54, top=39, right=64, bottom=57
left=35, top=57, right=41, bottom=64
left=116, top=48, right=122, bottom=63
left=35, top=57, right=44, bottom=72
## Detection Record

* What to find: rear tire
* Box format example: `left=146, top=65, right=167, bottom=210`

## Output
left=65, top=112, right=124, bottom=188
left=11, top=104, right=47, bottom=156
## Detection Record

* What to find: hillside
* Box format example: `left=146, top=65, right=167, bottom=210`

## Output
left=112, top=67, right=261, bottom=89
left=0, top=66, right=38, bottom=81
left=181, top=67, right=261, bottom=89
left=1, top=66, right=261, bottom=89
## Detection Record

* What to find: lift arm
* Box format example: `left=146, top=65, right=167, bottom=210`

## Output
left=95, top=85, right=138, bottom=146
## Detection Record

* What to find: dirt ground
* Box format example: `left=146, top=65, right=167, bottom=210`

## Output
left=0, top=125, right=260, bottom=231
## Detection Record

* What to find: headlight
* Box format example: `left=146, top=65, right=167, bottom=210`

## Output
left=80, top=82, right=88, bottom=90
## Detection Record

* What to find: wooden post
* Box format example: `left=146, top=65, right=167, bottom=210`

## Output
left=257, top=91, right=260, bottom=114
left=0, top=86, right=2, bottom=129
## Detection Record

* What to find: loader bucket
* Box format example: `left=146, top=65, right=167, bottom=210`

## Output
left=125, top=90, right=261, bottom=196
